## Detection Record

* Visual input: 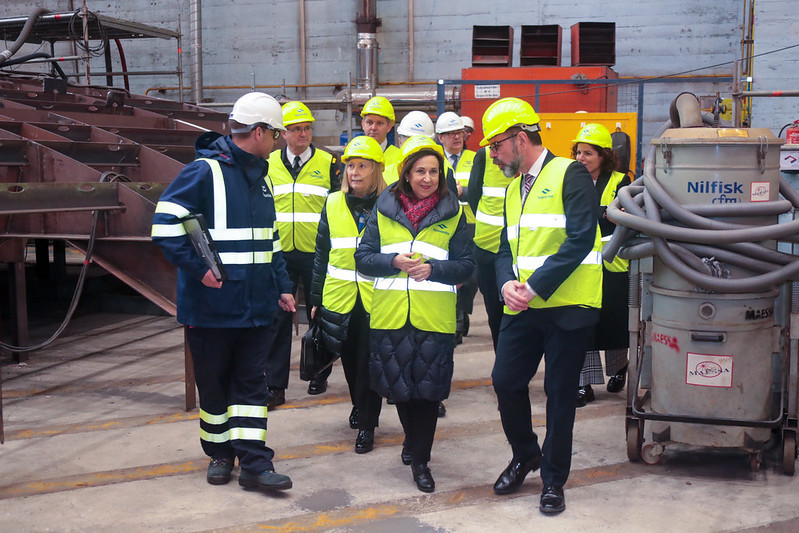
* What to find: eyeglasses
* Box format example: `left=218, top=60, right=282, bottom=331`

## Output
left=254, top=124, right=281, bottom=140
left=287, top=125, right=312, bottom=134
left=441, top=130, right=464, bottom=137
left=489, top=133, right=517, bottom=153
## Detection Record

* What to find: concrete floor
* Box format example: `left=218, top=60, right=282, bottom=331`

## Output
left=2, top=299, right=799, bottom=533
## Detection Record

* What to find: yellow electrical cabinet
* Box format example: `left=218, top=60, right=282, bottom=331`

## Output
left=537, top=112, right=638, bottom=174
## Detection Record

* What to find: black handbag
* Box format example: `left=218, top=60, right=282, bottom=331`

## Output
left=300, top=321, right=335, bottom=381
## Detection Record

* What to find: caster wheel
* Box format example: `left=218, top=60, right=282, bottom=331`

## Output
left=749, top=452, right=762, bottom=473
left=641, top=442, right=663, bottom=465
left=626, top=419, right=643, bottom=462
left=783, top=431, right=796, bottom=476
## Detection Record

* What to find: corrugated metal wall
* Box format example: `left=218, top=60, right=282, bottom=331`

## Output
left=1, top=1, right=795, bottom=142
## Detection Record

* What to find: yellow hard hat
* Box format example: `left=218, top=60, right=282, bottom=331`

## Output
left=360, top=96, right=395, bottom=122
left=282, top=101, right=315, bottom=127
left=572, top=123, right=612, bottom=149
left=479, top=97, right=540, bottom=147
left=342, top=135, right=385, bottom=170
left=398, top=135, right=444, bottom=168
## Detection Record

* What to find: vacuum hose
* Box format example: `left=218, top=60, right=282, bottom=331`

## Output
left=604, top=94, right=799, bottom=293
left=0, top=8, right=50, bottom=66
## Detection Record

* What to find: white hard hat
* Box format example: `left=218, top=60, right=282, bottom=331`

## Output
left=229, top=92, right=285, bottom=132
left=435, top=111, right=464, bottom=134
left=397, top=111, right=435, bottom=138
left=461, top=116, right=475, bottom=130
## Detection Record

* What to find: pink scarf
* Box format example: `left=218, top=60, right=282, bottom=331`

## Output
left=399, top=191, right=440, bottom=231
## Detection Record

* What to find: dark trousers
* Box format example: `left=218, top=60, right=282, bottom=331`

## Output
left=340, top=301, right=382, bottom=429
left=264, top=250, right=320, bottom=389
left=492, top=308, right=591, bottom=487
left=475, top=246, right=504, bottom=351
left=187, top=326, right=275, bottom=473
left=395, top=399, right=440, bottom=466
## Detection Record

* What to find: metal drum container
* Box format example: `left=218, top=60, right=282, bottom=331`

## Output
left=640, top=127, right=783, bottom=459
left=649, top=286, right=778, bottom=449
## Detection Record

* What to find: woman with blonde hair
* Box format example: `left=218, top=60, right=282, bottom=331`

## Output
left=310, top=135, right=387, bottom=453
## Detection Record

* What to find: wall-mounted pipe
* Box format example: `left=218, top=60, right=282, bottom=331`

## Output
left=408, top=0, right=414, bottom=81
left=189, top=0, right=203, bottom=104
left=356, top=0, right=380, bottom=90
left=300, top=0, right=307, bottom=100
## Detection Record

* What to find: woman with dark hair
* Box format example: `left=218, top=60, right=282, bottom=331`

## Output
left=355, top=135, right=474, bottom=493
left=310, top=135, right=387, bottom=453
left=570, top=123, right=631, bottom=407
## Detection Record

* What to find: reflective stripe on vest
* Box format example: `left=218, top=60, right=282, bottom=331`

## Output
left=370, top=208, right=460, bottom=333
left=599, top=170, right=629, bottom=273
left=453, top=149, right=476, bottom=223
left=505, top=157, right=602, bottom=314
left=322, top=191, right=375, bottom=314
left=153, top=158, right=278, bottom=266
left=474, top=147, right=516, bottom=252
left=268, top=149, right=333, bottom=252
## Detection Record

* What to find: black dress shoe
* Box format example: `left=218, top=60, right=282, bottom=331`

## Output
left=493, top=455, right=542, bottom=495
left=539, top=484, right=565, bottom=514
left=266, top=388, right=285, bottom=408
left=307, top=378, right=327, bottom=395
left=411, top=463, right=435, bottom=493
left=606, top=365, right=628, bottom=393
left=349, top=406, right=359, bottom=429
left=576, top=384, right=595, bottom=408
left=438, top=402, right=447, bottom=418
left=401, top=442, right=413, bottom=465
left=354, top=429, right=374, bottom=454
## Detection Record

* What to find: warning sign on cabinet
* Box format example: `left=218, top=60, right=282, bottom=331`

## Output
left=686, top=352, right=733, bottom=388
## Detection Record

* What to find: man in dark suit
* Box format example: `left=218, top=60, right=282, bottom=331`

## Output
left=480, top=98, right=602, bottom=515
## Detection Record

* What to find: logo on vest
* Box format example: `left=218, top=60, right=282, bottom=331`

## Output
left=261, top=183, right=272, bottom=198
left=311, top=169, right=323, bottom=179
left=537, top=187, right=553, bottom=199
left=433, top=223, right=450, bottom=235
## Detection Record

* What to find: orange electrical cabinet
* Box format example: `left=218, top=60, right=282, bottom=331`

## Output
left=537, top=112, right=637, bottom=173
left=459, top=66, right=618, bottom=148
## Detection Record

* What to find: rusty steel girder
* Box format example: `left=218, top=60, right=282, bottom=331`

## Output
left=0, top=77, right=227, bottom=316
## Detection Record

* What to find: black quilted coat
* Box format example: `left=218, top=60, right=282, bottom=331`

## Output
left=354, top=185, right=474, bottom=402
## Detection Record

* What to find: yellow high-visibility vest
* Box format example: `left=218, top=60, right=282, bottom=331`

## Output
left=474, top=147, right=515, bottom=252
left=321, top=191, right=375, bottom=314
left=268, top=148, right=333, bottom=252
left=452, top=150, right=476, bottom=223
left=599, top=170, right=629, bottom=273
left=370, top=208, right=462, bottom=333
left=504, top=157, right=603, bottom=314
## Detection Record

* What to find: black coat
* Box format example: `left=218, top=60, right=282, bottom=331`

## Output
left=593, top=169, right=632, bottom=350
left=310, top=192, right=377, bottom=358
left=355, top=185, right=474, bottom=402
